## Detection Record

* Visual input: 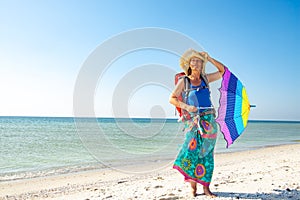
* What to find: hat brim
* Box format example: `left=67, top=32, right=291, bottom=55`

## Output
left=180, top=49, right=207, bottom=75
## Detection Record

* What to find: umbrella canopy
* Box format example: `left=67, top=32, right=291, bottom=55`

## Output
left=216, top=67, right=253, bottom=148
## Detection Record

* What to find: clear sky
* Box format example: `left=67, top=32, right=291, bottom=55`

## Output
left=0, top=0, right=299, bottom=121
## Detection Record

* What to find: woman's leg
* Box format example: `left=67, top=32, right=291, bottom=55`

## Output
left=203, top=185, right=217, bottom=198
left=190, top=181, right=197, bottom=197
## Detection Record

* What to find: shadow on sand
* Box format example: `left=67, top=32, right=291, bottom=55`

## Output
left=159, top=189, right=299, bottom=200
left=212, top=189, right=300, bottom=200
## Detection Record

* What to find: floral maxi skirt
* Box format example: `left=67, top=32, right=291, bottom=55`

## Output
left=173, top=114, right=218, bottom=186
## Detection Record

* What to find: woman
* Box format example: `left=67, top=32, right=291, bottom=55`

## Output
left=169, top=49, right=225, bottom=197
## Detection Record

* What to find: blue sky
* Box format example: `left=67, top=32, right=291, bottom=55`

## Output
left=0, top=0, right=299, bottom=120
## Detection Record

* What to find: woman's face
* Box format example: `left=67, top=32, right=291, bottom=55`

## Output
left=189, top=57, right=203, bottom=71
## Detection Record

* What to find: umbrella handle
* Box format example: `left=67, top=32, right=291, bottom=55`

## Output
left=196, top=106, right=214, bottom=109
left=196, top=105, right=256, bottom=109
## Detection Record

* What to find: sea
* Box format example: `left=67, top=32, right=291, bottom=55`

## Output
left=0, top=116, right=299, bottom=181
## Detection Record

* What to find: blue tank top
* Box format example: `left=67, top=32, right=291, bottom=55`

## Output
left=186, top=79, right=212, bottom=112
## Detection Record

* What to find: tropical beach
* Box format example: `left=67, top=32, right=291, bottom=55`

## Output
left=1, top=143, right=299, bottom=200
left=1, top=1, right=300, bottom=200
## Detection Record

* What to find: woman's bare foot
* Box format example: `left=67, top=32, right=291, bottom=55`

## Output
left=190, top=181, right=197, bottom=197
left=203, top=186, right=217, bottom=198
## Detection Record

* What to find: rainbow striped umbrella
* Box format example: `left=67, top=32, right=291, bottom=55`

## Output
left=216, top=67, right=255, bottom=148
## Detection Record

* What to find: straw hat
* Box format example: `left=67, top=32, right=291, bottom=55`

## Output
left=179, top=48, right=208, bottom=75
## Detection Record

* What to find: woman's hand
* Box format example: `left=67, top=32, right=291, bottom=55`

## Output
left=185, top=105, right=198, bottom=113
left=199, top=51, right=210, bottom=61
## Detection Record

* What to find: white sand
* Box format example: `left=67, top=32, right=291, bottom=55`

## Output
left=1, top=144, right=300, bottom=200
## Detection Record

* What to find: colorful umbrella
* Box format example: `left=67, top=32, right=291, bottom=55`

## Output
left=216, top=67, right=254, bottom=148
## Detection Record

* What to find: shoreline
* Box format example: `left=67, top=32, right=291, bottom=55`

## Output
left=1, top=143, right=300, bottom=199
left=1, top=142, right=299, bottom=183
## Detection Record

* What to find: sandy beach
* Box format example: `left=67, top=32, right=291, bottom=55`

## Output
left=1, top=144, right=299, bottom=200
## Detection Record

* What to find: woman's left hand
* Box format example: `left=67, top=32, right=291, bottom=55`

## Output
left=200, top=51, right=209, bottom=60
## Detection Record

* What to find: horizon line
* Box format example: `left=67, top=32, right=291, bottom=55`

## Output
left=0, top=115, right=299, bottom=123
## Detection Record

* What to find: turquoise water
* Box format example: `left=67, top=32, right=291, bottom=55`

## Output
left=0, top=117, right=299, bottom=180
